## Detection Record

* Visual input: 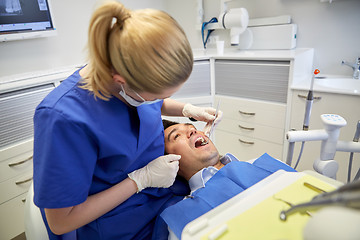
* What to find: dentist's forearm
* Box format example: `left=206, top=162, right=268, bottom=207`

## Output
left=161, top=98, right=186, bottom=116
left=45, top=177, right=137, bottom=235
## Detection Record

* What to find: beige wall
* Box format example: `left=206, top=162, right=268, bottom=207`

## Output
left=166, top=0, right=360, bottom=76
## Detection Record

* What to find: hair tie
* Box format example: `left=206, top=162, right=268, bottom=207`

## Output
left=115, top=12, right=131, bottom=29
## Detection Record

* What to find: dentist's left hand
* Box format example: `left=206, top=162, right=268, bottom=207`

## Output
left=182, top=103, right=223, bottom=135
left=182, top=103, right=222, bottom=124
left=128, top=154, right=181, bottom=193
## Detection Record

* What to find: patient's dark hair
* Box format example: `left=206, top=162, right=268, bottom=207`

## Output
left=162, top=119, right=191, bottom=192
left=162, top=119, right=179, bottom=155
left=162, top=119, right=179, bottom=131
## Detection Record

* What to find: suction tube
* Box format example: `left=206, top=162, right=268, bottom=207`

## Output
left=348, top=121, right=360, bottom=182
left=303, top=69, right=320, bottom=131
left=293, top=69, right=320, bottom=169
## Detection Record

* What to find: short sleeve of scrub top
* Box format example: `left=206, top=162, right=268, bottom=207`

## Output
left=34, top=105, right=97, bottom=207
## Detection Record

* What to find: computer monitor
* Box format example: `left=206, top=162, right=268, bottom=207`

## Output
left=0, top=0, right=56, bottom=42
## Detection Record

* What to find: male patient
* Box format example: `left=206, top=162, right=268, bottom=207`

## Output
left=158, top=120, right=296, bottom=239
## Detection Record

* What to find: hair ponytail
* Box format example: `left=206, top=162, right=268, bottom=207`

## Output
left=81, top=1, right=193, bottom=100
left=82, top=2, right=130, bottom=100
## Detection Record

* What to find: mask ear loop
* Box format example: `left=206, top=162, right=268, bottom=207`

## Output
left=201, top=17, right=218, bottom=49
left=121, top=83, right=147, bottom=102
left=133, top=90, right=146, bottom=102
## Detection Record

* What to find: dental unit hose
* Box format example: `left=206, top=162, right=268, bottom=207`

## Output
left=201, top=17, right=218, bottom=49
left=348, top=120, right=360, bottom=182
left=294, top=69, right=320, bottom=169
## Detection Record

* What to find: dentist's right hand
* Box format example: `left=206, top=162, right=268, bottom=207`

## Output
left=128, top=154, right=181, bottom=193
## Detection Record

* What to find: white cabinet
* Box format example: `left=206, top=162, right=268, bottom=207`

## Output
left=289, top=90, right=360, bottom=183
left=0, top=140, right=33, bottom=240
left=215, top=95, right=286, bottom=160
left=214, top=59, right=291, bottom=160
left=0, top=69, right=68, bottom=239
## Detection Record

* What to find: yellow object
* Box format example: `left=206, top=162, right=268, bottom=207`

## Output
left=201, top=175, right=336, bottom=240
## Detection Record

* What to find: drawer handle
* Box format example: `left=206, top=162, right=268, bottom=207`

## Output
left=297, top=94, right=322, bottom=100
left=8, top=156, right=33, bottom=167
left=238, top=124, right=255, bottom=131
left=238, top=110, right=255, bottom=116
left=238, top=138, right=255, bottom=145
left=15, top=176, right=33, bottom=185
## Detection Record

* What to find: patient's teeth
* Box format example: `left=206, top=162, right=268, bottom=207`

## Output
left=195, top=136, right=207, bottom=147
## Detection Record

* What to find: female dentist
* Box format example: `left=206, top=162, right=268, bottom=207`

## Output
left=33, top=1, right=219, bottom=239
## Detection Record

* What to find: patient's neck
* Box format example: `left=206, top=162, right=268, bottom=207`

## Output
left=213, top=161, right=225, bottom=170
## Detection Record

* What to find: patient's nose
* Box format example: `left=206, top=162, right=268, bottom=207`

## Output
left=188, top=128, right=197, bottom=138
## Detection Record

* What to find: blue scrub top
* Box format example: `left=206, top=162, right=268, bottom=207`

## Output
left=33, top=69, right=188, bottom=239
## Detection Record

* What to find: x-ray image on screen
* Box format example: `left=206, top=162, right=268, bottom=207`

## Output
left=0, top=0, right=23, bottom=16
left=0, top=0, right=56, bottom=41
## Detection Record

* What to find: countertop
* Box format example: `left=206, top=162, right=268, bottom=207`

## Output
left=192, top=48, right=312, bottom=61
left=193, top=48, right=359, bottom=96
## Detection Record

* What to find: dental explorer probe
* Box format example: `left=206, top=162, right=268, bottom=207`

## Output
left=293, top=69, right=320, bottom=169
left=202, top=100, right=220, bottom=145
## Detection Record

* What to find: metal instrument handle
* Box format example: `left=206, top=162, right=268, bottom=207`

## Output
left=238, top=124, right=255, bottom=131
left=15, top=176, right=33, bottom=185
left=238, top=110, right=255, bottom=116
left=238, top=138, right=254, bottom=145
left=8, top=156, right=33, bottom=167
left=297, top=94, right=322, bottom=100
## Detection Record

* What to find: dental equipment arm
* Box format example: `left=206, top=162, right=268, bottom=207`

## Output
left=280, top=179, right=360, bottom=221
left=286, top=114, right=360, bottom=179
left=204, top=1, right=249, bottom=46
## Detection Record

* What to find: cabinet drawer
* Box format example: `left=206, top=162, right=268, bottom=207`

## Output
left=215, top=95, right=286, bottom=128
left=216, top=118, right=284, bottom=144
left=0, top=153, right=33, bottom=183
left=0, top=192, right=27, bottom=240
left=215, top=130, right=283, bottom=161
left=0, top=171, right=32, bottom=204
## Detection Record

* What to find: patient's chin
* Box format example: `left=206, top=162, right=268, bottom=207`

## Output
left=202, top=151, right=219, bottom=165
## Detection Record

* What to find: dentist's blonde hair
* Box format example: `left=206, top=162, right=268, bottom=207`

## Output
left=81, top=1, right=193, bottom=100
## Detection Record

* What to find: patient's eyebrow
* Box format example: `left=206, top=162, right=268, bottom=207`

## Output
left=167, top=127, right=178, bottom=142
left=167, top=123, right=195, bottom=142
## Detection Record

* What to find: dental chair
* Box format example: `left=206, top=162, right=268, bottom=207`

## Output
left=24, top=182, right=49, bottom=240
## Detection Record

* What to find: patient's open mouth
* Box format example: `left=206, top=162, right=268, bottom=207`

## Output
left=195, top=136, right=208, bottom=148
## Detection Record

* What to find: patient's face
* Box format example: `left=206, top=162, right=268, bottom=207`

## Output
left=164, top=123, right=220, bottom=180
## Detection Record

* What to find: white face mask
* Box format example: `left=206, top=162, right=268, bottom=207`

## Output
left=119, top=84, right=161, bottom=107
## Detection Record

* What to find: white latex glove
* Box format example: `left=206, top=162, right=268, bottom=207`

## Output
left=182, top=103, right=216, bottom=122
left=128, top=154, right=181, bottom=193
left=182, top=103, right=223, bottom=135
left=203, top=110, right=223, bottom=135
